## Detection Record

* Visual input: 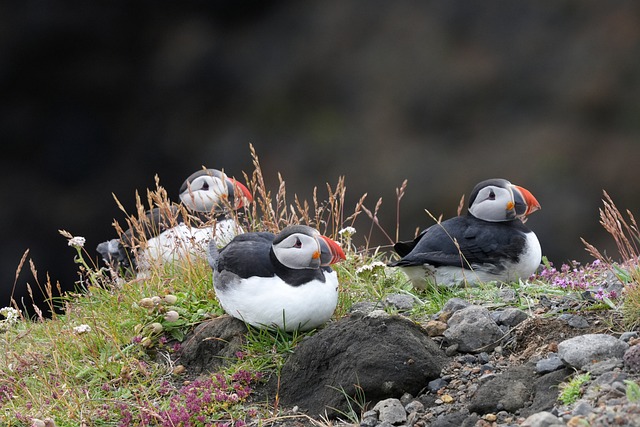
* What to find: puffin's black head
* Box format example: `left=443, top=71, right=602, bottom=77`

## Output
left=272, top=225, right=345, bottom=269
left=179, top=168, right=252, bottom=213
left=467, top=178, right=540, bottom=222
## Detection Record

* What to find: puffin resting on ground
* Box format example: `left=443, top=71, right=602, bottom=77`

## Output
left=97, top=168, right=252, bottom=276
left=208, top=225, right=346, bottom=331
left=389, top=178, right=542, bottom=289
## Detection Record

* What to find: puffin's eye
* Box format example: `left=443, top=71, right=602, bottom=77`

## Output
left=201, top=182, right=209, bottom=191
left=488, top=190, right=495, bottom=200
left=294, top=237, right=302, bottom=248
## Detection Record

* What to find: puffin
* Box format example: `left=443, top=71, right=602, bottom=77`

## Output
left=389, top=178, right=542, bottom=289
left=97, top=168, right=252, bottom=276
left=208, top=225, right=346, bottom=331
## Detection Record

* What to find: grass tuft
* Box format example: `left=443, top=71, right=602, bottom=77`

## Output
left=582, top=191, right=640, bottom=328
left=558, top=372, right=591, bottom=405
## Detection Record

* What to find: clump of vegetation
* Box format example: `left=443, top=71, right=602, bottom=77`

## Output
left=625, top=379, right=640, bottom=403
left=583, top=191, right=640, bottom=327
left=536, top=257, right=618, bottom=301
left=558, top=372, right=591, bottom=405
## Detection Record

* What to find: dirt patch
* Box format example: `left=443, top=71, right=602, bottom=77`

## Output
left=504, top=315, right=607, bottom=363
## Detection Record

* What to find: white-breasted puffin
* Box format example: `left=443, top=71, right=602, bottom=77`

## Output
left=97, top=168, right=252, bottom=276
left=389, top=178, right=542, bottom=289
left=208, top=225, right=346, bottom=331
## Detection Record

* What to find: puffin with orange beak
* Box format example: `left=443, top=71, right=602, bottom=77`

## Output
left=97, top=168, right=253, bottom=276
left=208, top=225, right=346, bottom=331
left=389, top=178, right=542, bottom=289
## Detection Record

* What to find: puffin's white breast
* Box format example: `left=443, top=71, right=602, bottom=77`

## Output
left=137, top=220, right=244, bottom=275
left=402, top=231, right=542, bottom=289
left=214, top=271, right=339, bottom=331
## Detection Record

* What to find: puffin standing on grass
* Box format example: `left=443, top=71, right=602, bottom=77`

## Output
left=97, top=168, right=252, bottom=276
left=389, top=178, right=542, bottom=289
left=208, top=225, right=346, bottom=331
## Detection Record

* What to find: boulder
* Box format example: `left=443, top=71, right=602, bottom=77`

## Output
left=277, top=312, right=448, bottom=418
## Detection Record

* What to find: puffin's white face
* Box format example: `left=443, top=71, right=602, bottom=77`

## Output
left=272, top=225, right=346, bottom=270
left=179, top=174, right=229, bottom=213
left=468, top=184, right=517, bottom=222
left=272, top=233, right=323, bottom=270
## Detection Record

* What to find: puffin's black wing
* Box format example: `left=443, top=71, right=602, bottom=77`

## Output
left=390, top=216, right=529, bottom=269
left=393, top=229, right=427, bottom=257
left=216, top=232, right=277, bottom=278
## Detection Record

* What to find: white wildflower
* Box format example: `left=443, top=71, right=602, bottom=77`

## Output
left=163, top=294, right=178, bottom=304
left=164, top=310, right=180, bottom=322
left=67, top=236, right=86, bottom=248
left=149, top=322, right=164, bottom=334
left=0, top=307, right=20, bottom=321
left=355, top=261, right=387, bottom=275
left=0, top=307, right=20, bottom=331
left=338, top=227, right=357, bottom=236
left=72, top=324, right=91, bottom=334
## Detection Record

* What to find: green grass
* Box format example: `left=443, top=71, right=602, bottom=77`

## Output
left=558, top=372, right=591, bottom=405
left=3, top=147, right=640, bottom=425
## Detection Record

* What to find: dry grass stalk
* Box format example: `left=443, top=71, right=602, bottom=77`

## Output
left=582, top=190, right=640, bottom=266
left=457, top=193, right=465, bottom=217
left=582, top=190, right=640, bottom=328
left=395, top=179, right=408, bottom=242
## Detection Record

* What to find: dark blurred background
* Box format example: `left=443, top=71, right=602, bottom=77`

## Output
left=3, top=1, right=640, bottom=311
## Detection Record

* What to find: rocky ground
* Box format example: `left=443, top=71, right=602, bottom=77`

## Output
left=178, top=284, right=640, bottom=427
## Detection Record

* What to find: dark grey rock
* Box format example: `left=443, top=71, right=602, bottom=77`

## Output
left=620, top=331, right=638, bottom=342
left=431, top=410, right=479, bottom=427
left=585, top=358, right=623, bottom=376
left=427, top=378, right=448, bottom=393
left=572, top=400, right=594, bottom=416
left=592, top=370, right=628, bottom=388
left=495, top=307, right=529, bottom=327
left=469, top=361, right=569, bottom=417
left=565, top=314, right=590, bottom=329
left=440, top=298, right=470, bottom=314
left=399, top=392, right=413, bottom=406
left=443, top=305, right=504, bottom=353
left=558, top=334, right=629, bottom=369
left=178, top=315, right=248, bottom=374
left=405, top=399, right=424, bottom=414
left=277, top=313, right=448, bottom=418
left=557, top=313, right=587, bottom=328
left=468, top=364, right=534, bottom=414
left=522, top=367, right=573, bottom=417
left=535, top=354, right=565, bottom=374
left=360, top=415, right=378, bottom=427
left=444, top=344, right=459, bottom=356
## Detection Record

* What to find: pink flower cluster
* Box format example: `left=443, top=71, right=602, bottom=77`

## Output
left=536, top=259, right=618, bottom=300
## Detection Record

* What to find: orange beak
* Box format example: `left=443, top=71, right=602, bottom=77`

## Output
left=318, top=235, right=346, bottom=266
left=513, top=185, right=541, bottom=218
left=230, top=179, right=253, bottom=209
